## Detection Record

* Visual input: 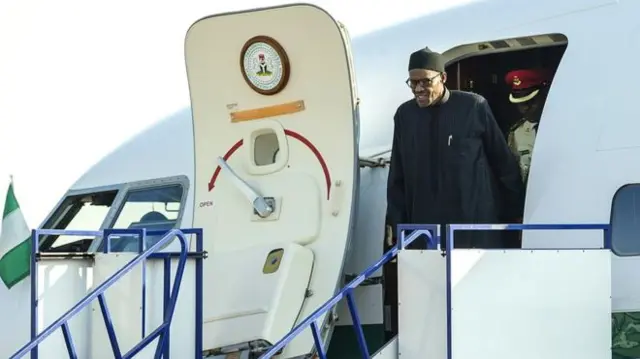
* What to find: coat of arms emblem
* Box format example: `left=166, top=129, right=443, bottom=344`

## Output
left=240, top=36, right=290, bottom=95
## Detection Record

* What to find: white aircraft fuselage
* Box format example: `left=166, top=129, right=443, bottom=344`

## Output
left=25, top=1, right=640, bottom=358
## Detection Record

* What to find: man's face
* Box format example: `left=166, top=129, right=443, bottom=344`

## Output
left=516, top=96, right=542, bottom=119
left=407, top=69, right=446, bottom=108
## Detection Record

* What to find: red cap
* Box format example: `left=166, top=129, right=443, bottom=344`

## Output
left=504, top=69, right=551, bottom=103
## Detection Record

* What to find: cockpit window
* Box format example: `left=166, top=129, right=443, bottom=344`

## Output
left=39, top=190, right=118, bottom=252
left=113, top=185, right=182, bottom=229
left=103, top=184, right=184, bottom=252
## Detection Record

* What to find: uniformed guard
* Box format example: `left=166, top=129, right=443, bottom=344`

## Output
left=505, top=68, right=551, bottom=183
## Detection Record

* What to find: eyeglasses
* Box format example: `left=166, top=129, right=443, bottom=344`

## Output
left=406, top=73, right=441, bottom=88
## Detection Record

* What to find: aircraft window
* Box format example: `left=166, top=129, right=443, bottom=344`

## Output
left=254, top=131, right=280, bottom=166
left=105, top=184, right=183, bottom=252
left=610, top=184, right=640, bottom=256
left=39, top=190, right=118, bottom=252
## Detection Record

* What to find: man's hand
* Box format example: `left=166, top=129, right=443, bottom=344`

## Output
left=385, top=225, right=398, bottom=263
left=385, top=224, right=396, bottom=247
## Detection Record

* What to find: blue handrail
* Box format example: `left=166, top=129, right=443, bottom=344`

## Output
left=258, top=225, right=438, bottom=359
left=11, top=228, right=191, bottom=359
left=259, top=223, right=610, bottom=359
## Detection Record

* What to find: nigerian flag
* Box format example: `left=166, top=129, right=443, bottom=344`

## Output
left=0, top=181, right=31, bottom=289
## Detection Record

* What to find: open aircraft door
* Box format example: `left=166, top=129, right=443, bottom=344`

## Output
left=185, top=4, right=359, bottom=357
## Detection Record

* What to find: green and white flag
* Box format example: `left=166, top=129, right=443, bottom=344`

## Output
left=0, top=181, right=31, bottom=289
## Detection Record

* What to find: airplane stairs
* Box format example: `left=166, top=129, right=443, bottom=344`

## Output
left=9, top=228, right=206, bottom=359
left=259, top=223, right=613, bottom=359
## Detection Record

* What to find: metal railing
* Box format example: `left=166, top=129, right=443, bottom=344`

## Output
left=11, top=227, right=204, bottom=359
left=259, top=223, right=610, bottom=359
left=258, top=225, right=438, bottom=359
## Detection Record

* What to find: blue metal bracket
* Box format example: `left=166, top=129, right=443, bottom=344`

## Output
left=396, top=224, right=440, bottom=250
left=11, top=227, right=205, bottom=359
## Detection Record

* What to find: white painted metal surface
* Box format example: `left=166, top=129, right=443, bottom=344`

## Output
left=451, top=250, right=611, bottom=359
left=90, top=254, right=198, bottom=359
left=9, top=254, right=200, bottom=359
left=397, top=251, right=447, bottom=359
left=335, top=166, right=388, bottom=328
left=205, top=243, right=314, bottom=348
left=343, top=166, right=389, bottom=277
left=371, top=335, right=397, bottom=359
left=36, top=259, right=94, bottom=359
left=185, top=5, right=358, bottom=356
left=399, top=249, right=611, bottom=359
left=90, top=253, right=145, bottom=358
left=145, top=257, right=198, bottom=359
left=335, top=285, right=383, bottom=326
left=68, top=109, right=196, bottom=232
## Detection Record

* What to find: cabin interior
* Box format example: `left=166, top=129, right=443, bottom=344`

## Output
left=444, top=33, right=568, bottom=223
left=445, top=33, right=567, bottom=142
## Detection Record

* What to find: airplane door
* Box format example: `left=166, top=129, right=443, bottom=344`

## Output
left=185, top=4, right=359, bottom=357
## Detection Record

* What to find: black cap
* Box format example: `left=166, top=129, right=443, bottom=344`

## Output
left=408, top=47, right=445, bottom=72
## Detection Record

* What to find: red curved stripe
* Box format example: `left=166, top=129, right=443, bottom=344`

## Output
left=284, top=129, right=332, bottom=200
left=206, top=130, right=332, bottom=200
